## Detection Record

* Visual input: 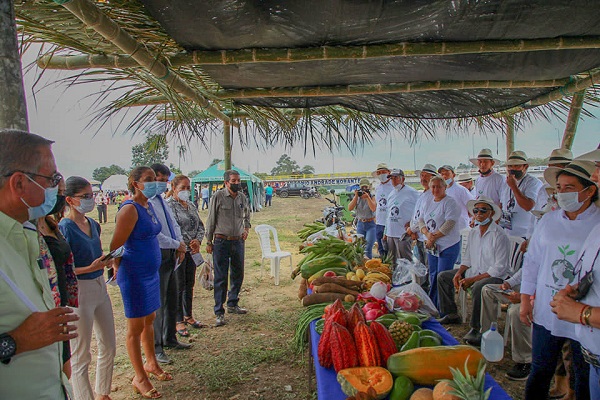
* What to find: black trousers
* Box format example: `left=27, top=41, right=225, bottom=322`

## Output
left=175, top=252, right=197, bottom=321
left=154, top=249, right=179, bottom=352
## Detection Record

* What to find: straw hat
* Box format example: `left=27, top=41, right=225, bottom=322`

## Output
left=467, top=196, right=501, bottom=220
left=415, top=163, right=439, bottom=177
left=506, top=150, right=529, bottom=166
left=544, top=160, right=598, bottom=188
left=456, top=173, right=474, bottom=183
left=469, top=148, right=501, bottom=165
left=576, top=143, right=600, bottom=163
left=371, top=162, right=390, bottom=177
left=358, top=178, right=371, bottom=187
left=546, top=148, right=573, bottom=165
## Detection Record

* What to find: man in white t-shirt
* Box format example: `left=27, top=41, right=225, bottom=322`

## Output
left=383, top=169, right=419, bottom=268
left=438, top=165, right=474, bottom=231
left=407, top=164, right=438, bottom=268
left=373, top=163, right=393, bottom=258
left=499, top=151, right=543, bottom=238
left=457, top=173, right=475, bottom=195
left=471, top=148, right=505, bottom=206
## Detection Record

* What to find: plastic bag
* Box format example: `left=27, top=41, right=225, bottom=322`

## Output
left=385, top=282, right=439, bottom=317
left=198, top=259, right=214, bottom=290
left=392, top=258, right=427, bottom=286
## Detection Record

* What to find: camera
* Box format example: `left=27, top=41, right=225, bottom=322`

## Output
left=357, top=189, right=370, bottom=197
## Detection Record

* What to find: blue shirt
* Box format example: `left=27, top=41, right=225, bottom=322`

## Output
left=149, top=196, right=183, bottom=250
left=265, top=186, right=273, bottom=196
left=58, top=217, right=103, bottom=280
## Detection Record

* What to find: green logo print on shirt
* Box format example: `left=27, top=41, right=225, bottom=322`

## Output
left=551, top=244, right=576, bottom=285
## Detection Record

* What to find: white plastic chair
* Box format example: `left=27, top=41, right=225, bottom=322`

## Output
left=502, top=235, right=526, bottom=344
left=254, top=224, right=292, bottom=285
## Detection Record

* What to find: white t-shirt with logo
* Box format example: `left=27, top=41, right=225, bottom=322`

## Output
left=375, top=180, right=394, bottom=226
left=420, top=195, right=462, bottom=252
left=446, top=182, right=474, bottom=230
left=385, top=185, right=419, bottom=238
left=411, top=190, right=434, bottom=242
left=499, top=173, right=543, bottom=238
left=475, top=170, right=506, bottom=205
left=521, top=206, right=600, bottom=338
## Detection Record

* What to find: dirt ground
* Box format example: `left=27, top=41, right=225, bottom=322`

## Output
left=89, top=196, right=524, bottom=399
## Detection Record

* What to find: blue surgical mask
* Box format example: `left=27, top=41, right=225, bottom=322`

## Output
left=445, top=178, right=453, bottom=186
left=21, top=175, right=58, bottom=220
left=155, top=181, right=168, bottom=195
left=474, top=218, right=491, bottom=226
left=138, top=181, right=158, bottom=199
left=74, top=198, right=95, bottom=214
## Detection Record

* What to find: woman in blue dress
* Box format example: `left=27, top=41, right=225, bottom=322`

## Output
left=111, top=166, right=170, bottom=399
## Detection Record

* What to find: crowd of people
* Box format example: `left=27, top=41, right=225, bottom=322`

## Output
left=0, top=130, right=251, bottom=399
left=352, top=146, right=600, bottom=398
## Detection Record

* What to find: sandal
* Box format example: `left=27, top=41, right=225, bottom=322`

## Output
left=145, top=369, right=173, bottom=381
left=132, top=378, right=162, bottom=399
left=184, top=317, right=207, bottom=329
left=176, top=322, right=189, bottom=337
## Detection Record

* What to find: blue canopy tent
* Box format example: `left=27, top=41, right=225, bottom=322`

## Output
left=190, top=162, right=264, bottom=211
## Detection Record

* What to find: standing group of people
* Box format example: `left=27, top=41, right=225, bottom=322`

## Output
left=0, top=130, right=252, bottom=399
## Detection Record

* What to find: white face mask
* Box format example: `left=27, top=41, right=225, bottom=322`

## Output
left=74, top=198, right=95, bottom=214
left=378, top=174, right=388, bottom=183
left=178, top=190, right=190, bottom=202
left=444, top=178, right=453, bottom=186
left=556, top=190, right=588, bottom=212
left=474, top=218, right=491, bottom=226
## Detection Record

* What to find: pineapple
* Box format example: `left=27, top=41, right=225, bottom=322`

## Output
left=440, top=359, right=491, bottom=400
left=388, top=321, right=414, bottom=347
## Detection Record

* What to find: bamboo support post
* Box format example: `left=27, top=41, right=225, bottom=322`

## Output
left=0, top=0, right=28, bottom=130
left=505, top=115, right=515, bottom=155
left=223, top=120, right=232, bottom=171
left=53, top=0, right=235, bottom=126
left=37, top=36, right=600, bottom=69
left=561, top=89, right=586, bottom=150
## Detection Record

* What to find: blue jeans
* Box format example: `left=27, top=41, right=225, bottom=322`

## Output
left=376, top=224, right=386, bottom=258
left=265, top=194, right=272, bottom=206
left=590, top=363, right=600, bottom=399
left=526, top=323, right=589, bottom=400
left=427, top=241, right=460, bottom=310
left=212, top=238, right=245, bottom=316
left=357, top=220, right=376, bottom=259
left=202, top=197, right=209, bottom=210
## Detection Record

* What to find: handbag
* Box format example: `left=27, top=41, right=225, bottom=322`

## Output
left=198, top=258, right=214, bottom=291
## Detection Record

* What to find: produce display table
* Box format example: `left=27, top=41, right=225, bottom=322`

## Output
left=309, top=318, right=513, bottom=399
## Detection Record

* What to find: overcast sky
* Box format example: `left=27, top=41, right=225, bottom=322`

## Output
left=22, top=55, right=600, bottom=179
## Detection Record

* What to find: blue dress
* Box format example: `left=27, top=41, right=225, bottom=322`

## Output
left=117, top=200, right=162, bottom=318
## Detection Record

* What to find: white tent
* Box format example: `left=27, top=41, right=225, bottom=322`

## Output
left=101, top=174, right=129, bottom=191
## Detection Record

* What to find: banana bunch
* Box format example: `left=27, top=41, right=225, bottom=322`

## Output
left=363, top=271, right=392, bottom=289
left=296, top=222, right=326, bottom=241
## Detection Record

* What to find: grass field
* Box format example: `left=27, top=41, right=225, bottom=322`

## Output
left=87, top=195, right=523, bottom=399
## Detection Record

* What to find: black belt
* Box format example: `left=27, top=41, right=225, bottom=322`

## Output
left=214, top=234, right=242, bottom=241
left=582, top=346, right=600, bottom=368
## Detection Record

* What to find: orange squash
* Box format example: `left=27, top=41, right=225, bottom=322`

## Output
left=337, top=366, right=393, bottom=400
left=387, top=345, right=485, bottom=385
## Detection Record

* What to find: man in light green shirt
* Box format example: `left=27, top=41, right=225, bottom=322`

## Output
left=0, top=130, right=79, bottom=399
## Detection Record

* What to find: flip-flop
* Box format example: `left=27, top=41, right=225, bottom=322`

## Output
left=176, top=323, right=189, bottom=337
left=184, top=317, right=207, bottom=329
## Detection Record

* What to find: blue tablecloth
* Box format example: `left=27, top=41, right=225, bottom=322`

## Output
left=310, top=318, right=513, bottom=399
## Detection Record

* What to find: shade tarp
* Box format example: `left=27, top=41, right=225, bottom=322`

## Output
left=139, top=0, right=600, bottom=118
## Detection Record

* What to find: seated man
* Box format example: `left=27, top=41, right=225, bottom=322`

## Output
left=436, top=197, right=510, bottom=342
left=480, top=269, right=532, bottom=381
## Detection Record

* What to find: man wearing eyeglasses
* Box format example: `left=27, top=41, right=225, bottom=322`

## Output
left=437, top=197, right=510, bottom=343
left=0, top=129, right=78, bottom=399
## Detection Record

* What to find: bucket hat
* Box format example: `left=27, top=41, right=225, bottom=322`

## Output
left=371, top=162, right=390, bottom=177
left=544, top=160, right=597, bottom=188
left=457, top=173, right=474, bottom=183
left=547, top=148, right=573, bottom=165
left=415, top=164, right=439, bottom=177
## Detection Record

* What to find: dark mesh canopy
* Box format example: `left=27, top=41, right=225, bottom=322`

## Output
left=137, top=1, right=600, bottom=117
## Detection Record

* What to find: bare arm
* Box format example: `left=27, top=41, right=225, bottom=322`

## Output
left=110, top=203, right=137, bottom=251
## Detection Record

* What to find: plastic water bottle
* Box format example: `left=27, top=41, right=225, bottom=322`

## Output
left=481, top=322, right=504, bottom=362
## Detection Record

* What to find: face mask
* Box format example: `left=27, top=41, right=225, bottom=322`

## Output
left=47, top=194, right=66, bottom=216
left=474, top=217, right=491, bottom=226
left=444, top=178, right=453, bottom=186
left=556, top=191, right=587, bottom=212
left=21, top=175, right=58, bottom=220
left=156, top=181, right=168, bottom=195
left=74, top=198, right=95, bottom=214
left=138, top=181, right=158, bottom=199
left=178, top=190, right=190, bottom=202
left=479, top=169, right=491, bottom=176
left=508, top=169, right=524, bottom=179
left=378, top=174, right=388, bottom=183
left=229, top=183, right=240, bottom=193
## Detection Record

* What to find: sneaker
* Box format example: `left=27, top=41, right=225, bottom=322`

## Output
left=227, top=306, right=248, bottom=314
left=215, top=314, right=226, bottom=327
left=506, top=363, right=531, bottom=381
left=463, top=328, right=482, bottom=346
left=155, top=351, right=172, bottom=365
left=436, top=314, right=461, bottom=325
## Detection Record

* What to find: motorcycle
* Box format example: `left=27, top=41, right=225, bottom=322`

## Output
left=320, top=189, right=346, bottom=228
left=300, top=186, right=321, bottom=199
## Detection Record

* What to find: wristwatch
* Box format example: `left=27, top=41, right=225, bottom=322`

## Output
left=0, top=333, right=16, bottom=364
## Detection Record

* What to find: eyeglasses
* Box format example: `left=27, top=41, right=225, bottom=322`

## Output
left=4, top=170, right=63, bottom=187
left=73, top=194, right=94, bottom=200
left=472, top=207, right=491, bottom=214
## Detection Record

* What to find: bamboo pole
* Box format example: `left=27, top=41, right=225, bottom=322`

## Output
left=223, top=120, right=231, bottom=171
left=497, top=68, right=600, bottom=116
left=37, top=36, right=600, bottom=69
left=505, top=115, right=515, bottom=155
left=0, top=0, right=28, bottom=130
left=53, top=0, right=235, bottom=126
left=561, top=89, right=586, bottom=150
